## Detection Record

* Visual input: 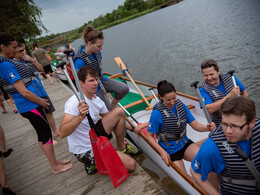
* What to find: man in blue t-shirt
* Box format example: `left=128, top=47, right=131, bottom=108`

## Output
left=199, top=59, right=248, bottom=127
left=191, top=96, right=260, bottom=195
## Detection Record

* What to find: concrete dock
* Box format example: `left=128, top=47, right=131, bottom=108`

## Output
left=0, top=78, right=167, bottom=195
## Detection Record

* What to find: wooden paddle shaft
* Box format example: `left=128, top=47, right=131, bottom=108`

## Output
left=114, top=57, right=153, bottom=110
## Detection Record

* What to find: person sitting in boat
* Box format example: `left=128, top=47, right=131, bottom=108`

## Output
left=73, top=25, right=129, bottom=110
left=146, top=80, right=215, bottom=173
left=59, top=66, right=140, bottom=175
left=191, top=96, right=260, bottom=195
left=199, top=59, right=248, bottom=127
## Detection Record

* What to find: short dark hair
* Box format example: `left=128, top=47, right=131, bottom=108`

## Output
left=77, top=66, right=98, bottom=82
left=0, top=34, right=16, bottom=52
left=221, top=96, right=256, bottom=122
left=201, top=59, right=219, bottom=72
left=157, top=80, right=176, bottom=97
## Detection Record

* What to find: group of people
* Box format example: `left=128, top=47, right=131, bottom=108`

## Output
left=0, top=23, right=259, bottom=195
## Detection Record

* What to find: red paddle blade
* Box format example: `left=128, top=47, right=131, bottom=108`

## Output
left=89, top=129, right=108, bottom=175
left=97, top=136, right=130, bottom=188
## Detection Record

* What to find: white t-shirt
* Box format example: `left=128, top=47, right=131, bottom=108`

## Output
left=64, top=94, right=108, bottom=154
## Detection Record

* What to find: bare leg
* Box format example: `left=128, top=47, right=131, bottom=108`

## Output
left=6, top=99, right=17, bottom=112
left=38, top=142, right=72, bottom=174
left=45, top=73, right=53, bottom=84
left=183, top=143, right=200, bottom=162
left=46, top=112, right=58, bottom=145
left=0, top=159, right=8, bottom=188
left=102, top=107, right=126, bottom=151
left=0, top=101, right=7, bottom=113
left=51, top=71, right=59, bottom=82
left=173, top=160, right=187, bottom=173
left=110, top=98, right=120, bottom=109
left=117, top=151, right=136, bottom=173
left=46, top=113, right=58, bottom=137
left=0, top=125, right=7, bottom=152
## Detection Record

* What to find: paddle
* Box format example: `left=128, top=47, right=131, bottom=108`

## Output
left=117, top=104, right=207, bottom=195
left=114, top=57, right=153, bottom=110
left=148, top=87, right=160, bottom=103
left=235, top=146, right=260, bottom=186
left=63, top=50, right=130, bottom=187
left=56, top=60, right=108, bottom=175
left=228, top=70, right=241, bottom=96
left=190, top=81, right=212, bottom=123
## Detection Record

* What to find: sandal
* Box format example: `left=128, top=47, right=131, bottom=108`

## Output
left=2, top=111, right=8, bottom=114
left=13, top=110, right=18, bottom=114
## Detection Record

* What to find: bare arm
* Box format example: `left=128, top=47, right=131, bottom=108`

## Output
left=189, top=120, right=216, bottom=132
left=59, top=100, right=88, bottom=138
left=190, top=168, right=221, bottom=195
left=206, top=86, right=241, bottom=114
left=22, top=55, right=44, bottom=72
left=133, top=121, right=149, bottom=135
left=146, top=131, right=170, bottom=166
left=13, top=80, right=49, bottom=108
left=45, top=53, right=52, bottom=64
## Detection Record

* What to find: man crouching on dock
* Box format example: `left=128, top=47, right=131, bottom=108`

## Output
left=59, top=67, right=139, bottom=174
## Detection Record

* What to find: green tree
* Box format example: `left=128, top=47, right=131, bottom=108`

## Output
left=0, top=0, right=46, bottom=43
left=123, top=0, right=147, bottom=12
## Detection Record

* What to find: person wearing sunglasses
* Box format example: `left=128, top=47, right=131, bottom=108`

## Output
left=191, top=96, right=260, bottom=195
left=0, top=34, right=72, bottom=174
left=199, top=59, right=248, bottom=127
left=73, top=25, right=129, bottom=110
left=14, top=42, right=60, bottom=145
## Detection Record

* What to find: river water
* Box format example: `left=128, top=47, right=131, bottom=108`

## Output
left=72, top=0, right=260, bottom=116
left=71, top=0, right=260, bottom=193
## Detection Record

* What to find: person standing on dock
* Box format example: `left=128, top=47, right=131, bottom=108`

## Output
left=199, top=59, right=248, bottom=127
left=0, top=34, right=72, bottom=174
left=73, top=25, right=129, bottom=110
left=59, top=66, right=139, bottom=175
left=146, top=80, right=215, bottom=173
left=14, top=42, right=60, bottom=145
left=32, top=42, right=59, bottom=85
left=191, top=96, right=260, bottom=195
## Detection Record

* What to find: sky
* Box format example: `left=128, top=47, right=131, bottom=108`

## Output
left=34, top=0, right=125, bottom=36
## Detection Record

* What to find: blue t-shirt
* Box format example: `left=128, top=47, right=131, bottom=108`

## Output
left=199, top=75, right=246, bottom=106
left=74, top=45, right=102, bottom=71
left=191, top=137, right=251, bottom=182
left=147, top=102, right=195, bottom=155
left=0, top=61, right=41, bottom=113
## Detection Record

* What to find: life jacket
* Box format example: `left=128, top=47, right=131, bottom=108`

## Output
left=200, top=73, right=234, bottom=127
left=210, top=119, right=260, bottom=194
left=0, top=57, right=35, bottom=95
left=154, top=99, right=187, bottom=146
left=73, top=45, right=103, bottom=80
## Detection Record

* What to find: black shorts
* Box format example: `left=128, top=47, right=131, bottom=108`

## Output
left=170, top=139, right=194, bottom=162
left=95, top=120, right=113, bottom=140
left=42, top=96, right=55, bottom=113
left=43, top=64, right=54, bottom=74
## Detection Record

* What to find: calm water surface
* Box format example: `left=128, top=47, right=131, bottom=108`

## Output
left=73, top=0, right=260, bottom=116
left=72, top=0, right=260, bottom=193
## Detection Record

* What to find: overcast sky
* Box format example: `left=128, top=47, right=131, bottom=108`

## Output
left=34, top=0, right=125, bottom=36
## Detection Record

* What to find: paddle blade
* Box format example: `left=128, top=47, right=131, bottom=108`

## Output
left=139, top=123, right=157, bottom=140
left=89, top=129, right=108, bottom=175
left=97, top=136, right=130, bottom=188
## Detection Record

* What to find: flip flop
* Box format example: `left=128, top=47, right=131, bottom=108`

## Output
left=2, top=111, right=8, bottom=114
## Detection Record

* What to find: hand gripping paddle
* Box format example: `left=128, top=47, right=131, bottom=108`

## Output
left=63, top=49, right=129, bottom=188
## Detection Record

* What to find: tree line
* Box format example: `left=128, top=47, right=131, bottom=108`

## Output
left=0, top=0, right=178, bottom=47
